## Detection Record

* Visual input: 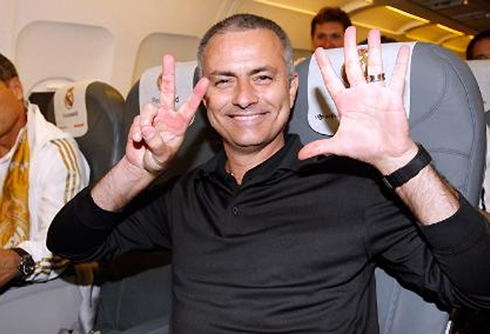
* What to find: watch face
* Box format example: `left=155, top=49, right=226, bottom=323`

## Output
left=19, top=255, right=35, bottom=278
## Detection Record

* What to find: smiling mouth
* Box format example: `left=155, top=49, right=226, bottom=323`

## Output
left=228, top=112, right=268, bottom=121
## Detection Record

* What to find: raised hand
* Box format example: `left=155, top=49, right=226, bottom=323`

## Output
left=127, top=55, right=209, bottom=174
left=298, top=27, right=418, bottom=175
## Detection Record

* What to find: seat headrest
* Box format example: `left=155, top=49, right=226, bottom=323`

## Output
left=302, top=43, right=416, bottom=136
left=290, top=42, right=486, bottom=205
left=52, top=81, right=91, bottom=137
left=138, top=61, right=198, bottom=112
left=47, top=81, right=126, bottom=183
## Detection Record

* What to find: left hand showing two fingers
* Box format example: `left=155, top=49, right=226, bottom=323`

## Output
left=298, top=27, right=418, bottom=175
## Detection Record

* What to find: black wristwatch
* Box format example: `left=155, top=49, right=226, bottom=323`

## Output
left=382, top=143, right=432, bottom=189
left=11, top=247, right=35, bottom=281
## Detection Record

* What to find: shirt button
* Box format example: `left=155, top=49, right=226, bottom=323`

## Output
left=231, top=206, right=239, bottom=216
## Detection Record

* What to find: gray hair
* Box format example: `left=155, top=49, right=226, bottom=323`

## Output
left=197, top=14, right=295, bottom=80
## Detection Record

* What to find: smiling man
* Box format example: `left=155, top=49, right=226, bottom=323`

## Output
left=311, top=7, right=352, bottom=50
left=48, top=14, right=490, bottom=334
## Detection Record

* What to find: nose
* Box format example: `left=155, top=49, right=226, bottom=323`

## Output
left=232, top=79, right=258, bottom=109
left=320, top=39, right=336, bottom=49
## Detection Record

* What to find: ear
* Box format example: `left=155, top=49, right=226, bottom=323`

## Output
left=289, top=73, right=299, bottom=106
left=7, top=77, right=24, bottom=101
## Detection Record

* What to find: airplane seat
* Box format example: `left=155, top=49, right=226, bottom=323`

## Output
left=289, top=42, right=486, bottom=334
left=46, top=80, right=128, bottom=333
left=0, top=81, right=127, bottom=334
left=92, top=62, right=221, bottom=334
left=46, top=80, right=128, bottom=183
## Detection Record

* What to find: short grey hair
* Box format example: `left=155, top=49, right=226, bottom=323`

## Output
left=197, top=14, right=295, bottom=80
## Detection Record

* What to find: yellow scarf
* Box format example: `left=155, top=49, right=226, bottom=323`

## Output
left=0, top=130, right=30, bottom=248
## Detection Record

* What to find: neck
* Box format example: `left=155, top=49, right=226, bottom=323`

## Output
left=224, top=136, right=286, bottom=185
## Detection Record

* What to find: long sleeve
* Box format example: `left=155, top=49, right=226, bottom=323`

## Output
left=48, top=184, right=172, bottom=263
left=368, top=194, right=490, bottom=309
left=18, top=136, right=89, bottom=282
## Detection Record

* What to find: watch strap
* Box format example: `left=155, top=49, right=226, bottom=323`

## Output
left=382, top=143, right=432, bottom=189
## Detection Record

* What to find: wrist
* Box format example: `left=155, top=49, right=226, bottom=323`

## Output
left=375, top=142, right=419, bottom=176
left=382, top=143, right=432, bottom=189
left=11, top=248, right=35, bottom=282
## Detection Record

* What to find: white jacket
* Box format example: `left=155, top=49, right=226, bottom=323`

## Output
left=0, top=104, right=90, bottom=282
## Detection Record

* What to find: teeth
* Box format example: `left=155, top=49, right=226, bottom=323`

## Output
left=232, top=114, right=262, bottom=121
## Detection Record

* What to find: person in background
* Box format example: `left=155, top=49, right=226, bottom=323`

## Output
left=48, top=14, right=490, bottom=333
left=466, top=29, right=490, bottom=60
left=0, top=53, right=89, bottom=288
left=311, top=6, right=352, bottom=49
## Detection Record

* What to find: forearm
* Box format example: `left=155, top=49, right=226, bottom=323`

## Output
left=92, top=155, right=157, bottom=212
left=421, top=196, right=490, bottom=304
left=395, top=165, right=459, bottom=225
left=376, top=143, right=459, bottom=226
left=47, top=188, right=125, bottom=262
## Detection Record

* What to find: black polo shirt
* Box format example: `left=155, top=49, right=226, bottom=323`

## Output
left=48, top=135, right=490, bottom=334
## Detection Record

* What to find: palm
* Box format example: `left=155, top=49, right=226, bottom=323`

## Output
left=328, top=84, right=408, bottom=163
left=298, top=27, right=414, bottom=171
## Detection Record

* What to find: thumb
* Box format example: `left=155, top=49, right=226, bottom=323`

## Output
left=298, top=139, right=338, bottom=160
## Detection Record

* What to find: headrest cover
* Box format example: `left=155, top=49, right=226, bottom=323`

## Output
left=139, top=61, right=198, bottom=113
left=307, top=42, right=416, bottom=136
left=53, top=81, right=91, bottom=137
left=467, top=60, right=490, bottom=112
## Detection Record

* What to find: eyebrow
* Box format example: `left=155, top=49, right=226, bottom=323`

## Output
left=208, top=66, right=278, bottom=77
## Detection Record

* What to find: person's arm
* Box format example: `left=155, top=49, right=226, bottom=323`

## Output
left=367, top=190, right=490, bottom=308
left=298, top=27, right=458, bottom=226
left=48, top=56, right=208, bottom=259
left=0, top=137, right=89, bottom=287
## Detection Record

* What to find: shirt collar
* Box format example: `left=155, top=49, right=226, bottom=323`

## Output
left=198, top=134, right=323, bottom=184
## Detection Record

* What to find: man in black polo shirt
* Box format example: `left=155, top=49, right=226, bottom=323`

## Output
left=48, top=14, right=490, bottom=333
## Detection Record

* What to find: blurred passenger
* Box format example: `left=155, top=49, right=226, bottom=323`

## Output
left=466, top=29, right=490, bottom=60
left=0, top=53, right=89, bottom=289
left=311, top=6, right=351, bottom=49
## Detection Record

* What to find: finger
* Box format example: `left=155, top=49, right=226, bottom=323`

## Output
left=343, top=26, right=365, bottom=87
left=178, top=77, right=209, bottom=121
left=389, top=45, right=410, bottom=96
left=314, top=48, right=344, bottom=97
left=367, top=29, right=384, bottom=85
left=140, top=103, right=159, bottom=128
left=160, top=55, right=175, bottom=112
left=129, top=115, right=143, bottom=142
left=297, top=138, right=341, bottom=160
left=141, top=125, right=165, bottom=154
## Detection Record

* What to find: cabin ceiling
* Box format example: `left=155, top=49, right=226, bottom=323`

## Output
left=246, top=0, right=489, bottom=55
left=408, top=0, right=490, bottom=34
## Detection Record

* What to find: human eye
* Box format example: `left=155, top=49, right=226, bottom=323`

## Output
left=332, top=33, right=343, bottom=40
left=213, top=77, right=233, bottom=88
left=253, top=74, right=273, bottom=85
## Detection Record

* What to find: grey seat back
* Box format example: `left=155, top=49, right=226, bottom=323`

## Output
left=289, top=42, right=486, bottom=334
left=47, top=81, right=127, bottom=182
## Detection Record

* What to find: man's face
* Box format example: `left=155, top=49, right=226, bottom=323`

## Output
left=312, top=21, right=345, bottom=49
left=472, top=38, right=490, bottom=60
left=202, top=28, right=298, bottom=155
left=0, top=77, right=25, bottom=151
